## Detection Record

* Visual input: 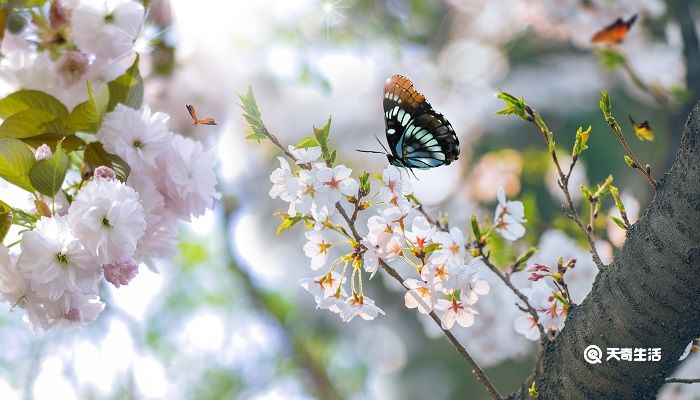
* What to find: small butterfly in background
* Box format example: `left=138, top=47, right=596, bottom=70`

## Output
left=629, top=115, right=655, bottom=141
left=591, top=14, right=638, bottom=44
left=186, top=104, right=217, bottom=126
left=357, top=75, right=459, bottom=173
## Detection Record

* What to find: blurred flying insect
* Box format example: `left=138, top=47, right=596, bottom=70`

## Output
left=591, top=14, right=638, bottom=44
left=186, top=104, right=217, bottom=126
left=629, top=115, right=655, bottom=141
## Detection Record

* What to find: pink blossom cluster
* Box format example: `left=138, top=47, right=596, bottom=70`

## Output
left=0, top=104, right=218, bottom=331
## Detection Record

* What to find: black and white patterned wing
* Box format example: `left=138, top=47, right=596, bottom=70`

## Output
left=382, top=75, right=459, bottom=169
left=395, top=109, right=459, bottom=169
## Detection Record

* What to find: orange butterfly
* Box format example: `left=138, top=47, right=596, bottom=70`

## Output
left=186, top=104, right=217, bottom=126
left=591, top=14, right=637, bottom=44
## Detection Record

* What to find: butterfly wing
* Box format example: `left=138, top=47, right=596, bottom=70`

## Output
left=186, top=104, right=198, bottom=122
left=383, top=75, right=432, bottom=155
left=198, top=117, right=217, bottom=126
left=382, top=75, right=459, bottom=169
left=395, top=110, right=459, bottom=168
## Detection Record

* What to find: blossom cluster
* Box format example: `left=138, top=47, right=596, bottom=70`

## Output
left=0, top=1, right=218, bottom=330
left=1, top=0, right=147, bottom=107
left=514, top=259, right=575, bottom=340
left=268, top=149, right=531, bottom=330
left=0, top=103, right=218, bottom=331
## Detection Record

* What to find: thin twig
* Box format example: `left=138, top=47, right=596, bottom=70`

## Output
left=379, top=259, right=503, bottom=400
left=479, top=251, right=546, bottom=345
left=620, top=57, right=672, bottom=111
left=524, top=107, right=606, bottom=269
left=665, top=378, right=700, bottom=384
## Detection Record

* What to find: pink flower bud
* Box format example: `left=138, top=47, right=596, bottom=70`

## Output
left=49, top=0, right=70, bottom=30
left=528, top=273, right=545, bottom=281
left=93, top=166, right=117, bottom=181
left=55, top=51, right=89, bottom=86
left=104, top=257, right=139, bottom=288
left=35, top=144, right=52, bottom=161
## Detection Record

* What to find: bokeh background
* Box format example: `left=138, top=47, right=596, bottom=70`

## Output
left=0, top=0, right=699, bottom=399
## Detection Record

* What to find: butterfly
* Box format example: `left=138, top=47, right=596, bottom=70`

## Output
left=186, top=104, right=217, bottom=126
left=591, top=14, right=638, bottom=44
left=359, top=75, right=459, bottom=171
left=629, top=115, right=655, bottom=141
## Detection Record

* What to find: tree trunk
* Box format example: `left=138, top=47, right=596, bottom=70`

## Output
left=509, top=102, right=700, bottom=399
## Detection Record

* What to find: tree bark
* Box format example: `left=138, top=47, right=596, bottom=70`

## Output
left=509, top=102, right=700, bottom=399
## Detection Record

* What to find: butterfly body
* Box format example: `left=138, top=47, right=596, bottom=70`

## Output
left=381, top=75, right=459, bottom=169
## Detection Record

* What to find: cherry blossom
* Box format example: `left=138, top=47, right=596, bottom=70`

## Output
left=288, top=145, right=322, bottom=166
left=435, top=298, right=478, bottom=330
left=269, top=157, right=299, bottom=203
left=68, top=177, right=146, bottom=264
left=343, top=294, right=385, bottom=322
left=433, top=227, right=466, bottom=261
left=16, top=216, right=101, bottom=302
left=302, top=231, right=332, bottom=270
left=494, top=186, right=526, bottom=241
left=404, top=279, right=436, bottom=314
left=97, top=104, right=172, bottom=169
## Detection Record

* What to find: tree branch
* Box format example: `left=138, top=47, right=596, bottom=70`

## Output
left=508, top=102, right=700, bottom=399
left=665, top=377, right=700, bottom=384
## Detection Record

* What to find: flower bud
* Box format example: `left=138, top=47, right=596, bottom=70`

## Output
left=93, top=166, right=117, bottom=181
left=35, top=144, right=52, bottom=161
left=104, top=257, right=139, bottom=288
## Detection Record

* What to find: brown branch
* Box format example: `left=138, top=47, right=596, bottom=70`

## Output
left=479, top=251, right=547, bottom=344
left=524, top=106, right=606, bottom=269
left=665, top=377, right=700, bottom=384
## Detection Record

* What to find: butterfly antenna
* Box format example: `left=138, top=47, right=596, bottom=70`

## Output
left=374, top=135, right=390, bottom=154
left=356, top=149, right=386, bottom=154
left=356, top=134, right=391, bottom=155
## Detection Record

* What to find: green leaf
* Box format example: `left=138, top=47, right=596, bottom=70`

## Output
left=28, top=141, right=69, bottom=197
left=0, top=138, right=36, bottom=192
left=596, top=48, right=625, bottom=70
left=0, top=89, right=69, bottom=120
left=296, top=136, right=320, bottom=148
left=0, top=108, right=63, bottom=138
left=0, top=200, right=11, bottom=244
left=513, top=247, right=537, bottom=272
left=572, top=125, right=591, bottom=156
left=358, top=171, right=370, bottom=195
left=496, top=91, right=529, bottom=121
left=245, top=132, right=267, bottom=141
left=313, top=116, right=333, bottom=164
left=276, top=214, right=302, bottom=235
left=67, top=81, right=110, bottom=133
left=21, top=133, right=85, bottom=153
left=599, top=89, right=611, bottom=118
left=470, top=215, right=482, bottom=242
left=529, top=380, right=539, bottom=399
left=84, top=142, right=130, bottom=181
left=237, top=86, right=268, bottom=141
left=610, top=216, right=628, bottom=230
left=107, top=55, right=143, bottom=111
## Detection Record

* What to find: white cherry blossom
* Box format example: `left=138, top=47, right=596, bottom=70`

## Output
left=494, top=186, right=526, bottom=241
